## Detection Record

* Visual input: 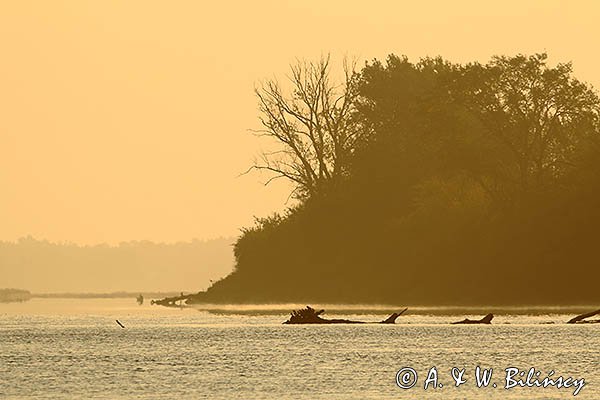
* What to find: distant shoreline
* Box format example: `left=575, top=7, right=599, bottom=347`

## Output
left=0, top=288, right=31, bottom=303
left=32, top=291, right=182, bottom=299
left=3, top=288, right=596, bottom=316
left=0, top=289, right=183, bottom=302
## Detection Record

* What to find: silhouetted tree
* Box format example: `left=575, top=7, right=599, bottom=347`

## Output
left=250, top=55, right=362, bottom=199
left=459, top=53, right=600, bottom=198
left=196, top=53, right=600, bottom=305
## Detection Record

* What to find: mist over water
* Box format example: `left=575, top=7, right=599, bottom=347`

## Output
left=0, top=238, right=234, bottom=293
left=1, top=299, right=598, bottom=399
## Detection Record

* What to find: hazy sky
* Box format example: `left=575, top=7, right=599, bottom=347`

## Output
left=1, top=1, right=599, bottom=244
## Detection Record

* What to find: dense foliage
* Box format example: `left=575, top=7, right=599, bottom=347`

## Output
left=197, top=53, right=600, bottom=305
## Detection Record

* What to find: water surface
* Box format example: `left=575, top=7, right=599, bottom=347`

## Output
left=1, top=299, right=598, bottom=399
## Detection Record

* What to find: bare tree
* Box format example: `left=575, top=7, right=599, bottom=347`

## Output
left=249, top=55, right=362, bottom=200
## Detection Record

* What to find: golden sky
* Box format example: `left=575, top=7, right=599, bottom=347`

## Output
left=1, top=1, right=599, bottom=244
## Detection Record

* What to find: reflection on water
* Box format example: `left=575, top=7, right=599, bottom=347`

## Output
left=1, top=299, right=598, bottom=399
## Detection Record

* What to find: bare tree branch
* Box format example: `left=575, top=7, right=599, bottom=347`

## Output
left=247, top=55, right=360, bottom=200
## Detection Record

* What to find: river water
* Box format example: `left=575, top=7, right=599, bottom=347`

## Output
left=0, top=299, right=598, bottom=399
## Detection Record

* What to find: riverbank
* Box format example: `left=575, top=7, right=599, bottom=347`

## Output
left=0, top=288, right=182, bottom=303
left=0, top=288, right=31, bottom=303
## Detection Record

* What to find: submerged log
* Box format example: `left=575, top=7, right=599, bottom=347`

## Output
left=151, top=293, right=193, bottom=307
left=381, top=309, right=408, bottom=324
left=451, top=313, right=494, bottom=325
left=283, top=306, right=407, bottom=324
left=567, top=309, right=600, bottom=324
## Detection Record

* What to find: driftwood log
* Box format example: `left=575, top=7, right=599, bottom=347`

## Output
left=151, top=293, right=192, bottom=307
left=451, top=313, right=494, bottom=325
left=283, top=306, right=407, bottom=324
left=567, top=309, right=600, bottom=324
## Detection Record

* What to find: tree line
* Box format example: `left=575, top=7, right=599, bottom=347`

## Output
left=194, top=53, right=600, bottom=305
left=1, top=236, right=234, bottom=293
